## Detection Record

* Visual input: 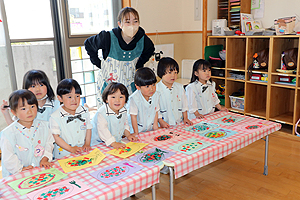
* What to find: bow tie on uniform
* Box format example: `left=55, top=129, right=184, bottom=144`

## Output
left=202, top=86, right=208, bottom=93
left=67, top=115, right=85, bottom=123
left=117, top=114, right=122, bottom=119
left=38, top=107, right=46, bottom=113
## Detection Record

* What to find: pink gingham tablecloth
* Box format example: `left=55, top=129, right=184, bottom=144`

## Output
left=0, top=143, right=160, bottom=200
left=139, top=111, right=281, bottom=179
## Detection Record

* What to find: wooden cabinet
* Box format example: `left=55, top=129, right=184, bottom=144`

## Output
left=208, top=35, right=300, bottom=135
left=218, top=0, right=251, bottom=27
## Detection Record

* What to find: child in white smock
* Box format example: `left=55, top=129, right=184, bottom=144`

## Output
left=91, top=82, right=138, bottom=149
left=1, top=70, right=60, bottom=125
left=127, top=68, right=160, bottom=135
left=186, top=59, right=228, bottom=119
left=0, top=89, right=54, bottom=177
left=50, top=79, right=92, bottom=159
left=156, top=57, right=192, bottom=127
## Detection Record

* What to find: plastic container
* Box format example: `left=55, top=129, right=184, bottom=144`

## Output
left=229, top=96, right=244, bottom=110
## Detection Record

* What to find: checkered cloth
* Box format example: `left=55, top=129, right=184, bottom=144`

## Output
left=0, top=143, right=160, bottom=200
left=139, top=111, right=281, bottom=179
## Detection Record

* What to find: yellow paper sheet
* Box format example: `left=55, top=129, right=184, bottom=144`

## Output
left=106, top=142, right=148, bottom=158
left=58, top=148, right=106, bottom=173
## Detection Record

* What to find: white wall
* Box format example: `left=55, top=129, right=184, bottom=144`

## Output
left=132, top=0, right=299, bottom=32
left=254, top=0, right=300, bottom=28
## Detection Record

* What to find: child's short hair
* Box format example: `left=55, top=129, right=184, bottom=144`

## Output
left=102, top=82, right=129, bottom=103
left=9, top=89, right=38, bottom=112
left=117, top=7, right=140, bottom=23
left=157, top=57, right=179, bottom=78
left=23, top=69, right=55, bottom=101
left=57, top=79, right=82, bottom=97
left=190, top=59, right=212, bottom=83
left=134, top=67, right=157, bottom=87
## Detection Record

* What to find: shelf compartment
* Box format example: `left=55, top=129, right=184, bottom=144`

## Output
left=270, top=37, right=299, bottom=73
left=269, top=86, right=295, bottom=124
left=227, top=38, right=246, bottom=70
left=246, top=37, right=270, bottom=74
left=227, top=70, right=245, bottom=81
left=271, top=74, right=296, bottom=87
left=207, top=37, right=226, bottom=48
left=245, top=82, right=267, bottom=117
left=226, top=80, right=244, bottom=111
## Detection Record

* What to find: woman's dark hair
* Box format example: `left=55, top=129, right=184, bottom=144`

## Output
left=57, top=79, right=82, bottom=97
left=190, top=59, right=212, bottom=83
left=134, top=67, right=157, bottom=87
left=9, top=89, right=38, bottom=112
left=23, top=70, right=55, bottom=101
left=102, top=82, right=129, bottom=103
left=117, top=7, right=139, bottom=23
left=157, top=57, right=179, bottom=78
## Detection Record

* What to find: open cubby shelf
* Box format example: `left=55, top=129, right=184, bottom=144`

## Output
left=208, top=35, right=300, bottom=135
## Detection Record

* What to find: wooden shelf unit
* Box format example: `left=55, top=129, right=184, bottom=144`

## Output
left=217, top=0, right=251, bottom=27
left=208, top=35, right=300, bottom=135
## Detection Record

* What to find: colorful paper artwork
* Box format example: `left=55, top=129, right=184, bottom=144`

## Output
left=142, top=131, right=182, bottom=145
left=183, top=122, right=219, bottom=135
left=27, top=178, right=89, bottom=200
left=211, top=115, right=245, bottom=126
left=58, top=148, right=106, bottom=173
left=106, top=142, right=148, bottom=158
left=201, top=128, right=238, bottom=141
left=90, top=161, right=143, bottom=185
left=8, top=168, right=67, bottom=195
left=130, top=147, right=176, bottom=167
left=169, top=138, right=213, bottom=155
left=236, top=122, right=268, bottom=132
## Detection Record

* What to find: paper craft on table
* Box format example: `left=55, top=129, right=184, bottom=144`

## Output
left=211, top=115, right=245, bottom=126
left=27, top=178, right=89, bottom=200
left=90, top=160, right=143, bottom=185
left=169, top=138, right=213, bottom=155
left=58, top=148, right=106, bottom=173
left=8, top=168, right=67, bottom=196
left=106, top=142, right=148, bottom=158
left=183, top=122, right=219, bottom=135
left=142, top=131, right=182, bottom=145
left=130, top=147, right=176, bottom=167
left=201, top=128, right=238, bottom=141
left=236, top=122, right=269, bottom=132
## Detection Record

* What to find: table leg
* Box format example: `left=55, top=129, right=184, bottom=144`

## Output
left=151, top=184, right=156, bottom=200
left=169, top=166, right=174, bottom=200
left=263, top=135, right=269, bottom=176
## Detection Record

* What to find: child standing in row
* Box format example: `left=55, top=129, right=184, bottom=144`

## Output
left=156, top=57, right=192, bottom=127
left=1, top=70, right=60, bottom=124
left=0, top=90, right=54, bottom=177
left=186, top=59, right=227, bottom=119
left=127, top=68, right=160, bottom=135
left=91, top=82, right=138, bottom=149
left=50, top=79, right=92, bottom=159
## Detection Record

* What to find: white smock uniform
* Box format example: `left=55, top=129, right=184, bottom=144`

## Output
left=156, top=81, right=188, bottom=126
left=0, top=119, right=54, bottom=177
left=36, top=99, right=60, bottom=121
left=186, top=80, right=220, bottom=119
left=127, top=90, right=160, bottom=133
left=96, top=31, right=144, bottom=107
left=49, top=105, right=92, bottom=159
left=91, top=104, right=129, bottom=146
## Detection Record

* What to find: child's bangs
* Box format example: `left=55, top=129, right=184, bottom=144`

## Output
left=167, top=65, right=178, bottom=72
left=197, top=63, right=211, bottom=71
left=25, top=74, right=47, bottom=88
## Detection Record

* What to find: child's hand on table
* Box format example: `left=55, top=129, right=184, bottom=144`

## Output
left=82, top=144, right=92, bottom=152
left=111, top=142, right=126, bottom=150
left=194, top=111, right=204, bottom=119
left=183, top=118, right=193, bottom=125
left=219, top=107, right=228, bottom=112
left=159, top=119, right=170, bottom=128
left=70, top=146, right=83, bottom=154
left=22, top=165, right=34, bottom=172
left=127, top=134, right=138, bottom=142
left=40, top=157, right=53, bottom=169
